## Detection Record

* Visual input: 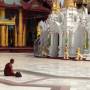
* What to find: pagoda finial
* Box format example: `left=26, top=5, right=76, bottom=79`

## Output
left=64, top=0, right=76, bottom=8
left=52, top=0, right=61, bottom=13
left=83, top=0, right=87, bottom=4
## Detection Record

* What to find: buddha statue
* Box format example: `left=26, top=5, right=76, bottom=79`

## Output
left=75, top=48, right=83, bottom=60
left=64, top=45, right=69, bottom=59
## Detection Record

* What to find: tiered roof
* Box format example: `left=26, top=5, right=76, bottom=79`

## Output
left=0, top=0, right=51, bottom=13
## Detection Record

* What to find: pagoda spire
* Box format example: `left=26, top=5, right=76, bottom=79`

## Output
left=83, top=0, right=87, bottom=4
left=64, top=0, right=76, bottom=8
left=52, top=0, right=61, bottom=13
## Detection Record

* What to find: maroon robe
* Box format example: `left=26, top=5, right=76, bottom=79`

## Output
left=4, top=63, right=15, bottom=76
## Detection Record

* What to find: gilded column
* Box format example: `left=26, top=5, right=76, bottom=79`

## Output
left=1, top=8, right=6, bottom=47
left=58, top=32, right=63, bottom=57
left=6, top=26, right=8, bottom=46
left=23, top=23, right=26, bottom=47
left=15, top=25, right=18, bottom=47
left=18, top=9, right=23, bottom=47
left=1, top=26, right=6, bottom=47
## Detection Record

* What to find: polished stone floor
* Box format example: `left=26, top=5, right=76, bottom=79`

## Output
left=0, top=53, right=90, bottom=90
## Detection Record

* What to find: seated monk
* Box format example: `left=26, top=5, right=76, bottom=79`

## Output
left=4, top=59, right=15, bottom=76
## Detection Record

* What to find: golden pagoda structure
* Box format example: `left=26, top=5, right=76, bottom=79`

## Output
left=52, top=0, right=61, bottom=13
left=64, top=0, right=76, bottom=7
left=34, top=0, right=89, bottom=60
left=37, top=0, right=61, bottom=38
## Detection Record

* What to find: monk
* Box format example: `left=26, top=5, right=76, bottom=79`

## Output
left=4, top=59, right=15, bottom=76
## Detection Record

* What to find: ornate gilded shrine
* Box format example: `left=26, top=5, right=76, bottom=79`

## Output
left=0, top=0, right=50, bottom=48
left=34, top=0, right=90, bottom=61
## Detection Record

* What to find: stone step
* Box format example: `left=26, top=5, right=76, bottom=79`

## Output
left=0, top=47, right=33, bottom=53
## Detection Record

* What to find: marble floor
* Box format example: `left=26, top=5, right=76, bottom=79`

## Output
left=0, top=53, right=90, bottom=90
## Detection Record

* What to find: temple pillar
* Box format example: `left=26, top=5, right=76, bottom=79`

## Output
left=15, top=25, right=18, bottom=47
left=49, top=32, right=54, bottom=57
left=23, top=23, right=26, bottom=46
left=6, top=26, right=8, bottom=46
left=0, top=8, right=6, bottom=47
left=58, top=32, right=63, bottom=57
left=70, top=31, right=76, bottom=56
left=1, top=26, right=6, bottom=47
left=18, top=9, right=23, bottom=47
left=49, top=32, right=58, bottom=57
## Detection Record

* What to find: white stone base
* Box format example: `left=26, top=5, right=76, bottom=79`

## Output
left=83, top=54, right=90, bottom=60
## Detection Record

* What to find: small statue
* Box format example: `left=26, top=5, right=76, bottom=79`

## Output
left=64, top=45, right=69, bottom=59
left=75, top=48, right=83, bottom=60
